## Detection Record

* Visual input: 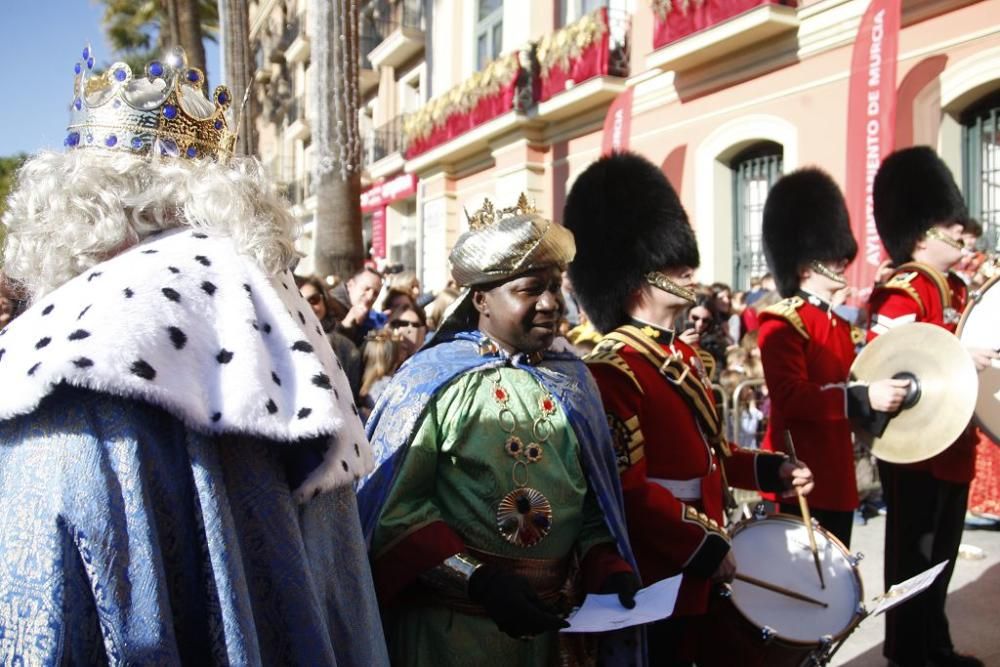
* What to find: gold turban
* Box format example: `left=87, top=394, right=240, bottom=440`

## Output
left=449, top=194, right=576, bottom=287
left=432, top=194, right=576, bottom=341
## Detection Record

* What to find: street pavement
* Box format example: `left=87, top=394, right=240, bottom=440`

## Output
left=832, top=514, right=1000, bottom=666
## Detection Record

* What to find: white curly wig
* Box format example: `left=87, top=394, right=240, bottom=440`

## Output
left=1, top=149, right=299, bottom=303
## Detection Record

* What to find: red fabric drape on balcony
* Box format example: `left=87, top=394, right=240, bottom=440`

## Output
left=538, top=9, right=612, bottom=103
left=652, top=0, right=795, bottom=50
left=405, top=75, right=521, bottom=159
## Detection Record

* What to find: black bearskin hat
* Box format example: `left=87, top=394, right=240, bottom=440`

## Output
left=762, top=168, right=857, bottom=298
left=563, top=151, right=699, bottom=334
left=873, top=146, right=967, bottom=265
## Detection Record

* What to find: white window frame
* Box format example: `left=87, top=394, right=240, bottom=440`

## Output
left=397, top=64, right=426, bottom=115
left=476, top=1, right=504, bottom=70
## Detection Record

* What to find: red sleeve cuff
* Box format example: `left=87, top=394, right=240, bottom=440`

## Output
left=372, top=521, right=465, bottom=605
left=580, top=542, right=635, bottom=593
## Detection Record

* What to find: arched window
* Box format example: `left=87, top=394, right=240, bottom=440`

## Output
left=962, top=88, right=1000, bottom=252
left=731, top=142, right=782, bottom=289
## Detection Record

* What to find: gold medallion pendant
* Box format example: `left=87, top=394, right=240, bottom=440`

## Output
left=497, top=487, right=553, bottom=547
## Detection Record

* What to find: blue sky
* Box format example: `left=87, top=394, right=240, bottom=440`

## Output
left=0, top=2, right=219, bottom=157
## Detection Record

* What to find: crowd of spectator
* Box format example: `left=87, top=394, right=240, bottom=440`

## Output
left=295, top=265, right=454, bottom=421
left=309, top=264, right=786, bottom=448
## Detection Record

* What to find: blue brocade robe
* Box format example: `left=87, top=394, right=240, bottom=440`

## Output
left=0, top=385, right=387, bottom=665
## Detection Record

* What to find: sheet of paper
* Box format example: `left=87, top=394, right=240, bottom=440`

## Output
left=561, top=575, right=682, bottom=633
left=871, top=560, right=949, bottom=616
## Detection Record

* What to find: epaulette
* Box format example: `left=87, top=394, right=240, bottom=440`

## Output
left=880, top=270, right=924, bottom=315
left=585, top=340, right=643, bottom=394
left=880, top=262, right=952, bottom=318
left=762, top=296, right=809, bottom=340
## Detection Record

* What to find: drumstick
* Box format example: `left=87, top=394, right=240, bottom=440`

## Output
left=734, top=572, right=829, bottom=608
left=784, top=431, right=826, bottom=590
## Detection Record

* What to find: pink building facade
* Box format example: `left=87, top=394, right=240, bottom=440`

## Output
left=398, top=0, right=1000, bottom=292
left=254, top=0, right=1000, bottom=289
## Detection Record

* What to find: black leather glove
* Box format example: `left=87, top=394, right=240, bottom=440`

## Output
left=600, top=571, right=640, bottom=609
left=468, top=566, right=570, bottom=638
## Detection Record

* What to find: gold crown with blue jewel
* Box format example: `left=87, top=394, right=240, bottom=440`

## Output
left=66, top=44, right=235, bottom=160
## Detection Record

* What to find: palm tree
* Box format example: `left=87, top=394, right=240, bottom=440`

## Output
left=0, top=154, right=28, bottom=218
left=100, top=0, right=218, bottom=76
left=217, top=0, right=256, bottom=155
left=309, top=0, right=364, bottom=278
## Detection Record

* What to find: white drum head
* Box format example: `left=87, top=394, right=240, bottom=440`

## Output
left=729, top=515, right=862, bottom=644
left=958, top=276, right=1000, bottom=443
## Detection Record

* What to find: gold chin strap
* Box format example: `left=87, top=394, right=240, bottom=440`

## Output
left=925, top=227, right=964, bottom=251
left=809, top=260, right=848, bottom=285
left=645, top=271, right=697, bottom=303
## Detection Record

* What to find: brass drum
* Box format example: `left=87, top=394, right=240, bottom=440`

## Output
left=957, top=275, right=1000, bottom=443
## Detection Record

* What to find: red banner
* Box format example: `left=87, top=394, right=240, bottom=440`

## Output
left=601, top=87, right=634, bottom=155
left=370, top=207, right=386, bottom=259
left=844, top=0, right=901, bottom=303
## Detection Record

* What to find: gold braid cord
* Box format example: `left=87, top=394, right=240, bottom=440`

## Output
left=607, top=413, right=644, bottom=474
left=605, top=326, right=724, bottom=447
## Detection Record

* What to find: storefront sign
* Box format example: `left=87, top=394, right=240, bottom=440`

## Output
left=360, top=173, right=418, bottom=212
left=844, top=0, right=901, bottom=302
left=361, top=173, right=418, bottom=259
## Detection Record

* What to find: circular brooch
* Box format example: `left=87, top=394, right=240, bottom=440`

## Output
left=497, top=487, right=553, bottom=547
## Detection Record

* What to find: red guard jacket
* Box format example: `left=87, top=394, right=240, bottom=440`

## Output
left=867, top=263, right=976, bottom=483
left=758, top=293, right=860, bottom=512
left=586, top=322, right=787, bottom=616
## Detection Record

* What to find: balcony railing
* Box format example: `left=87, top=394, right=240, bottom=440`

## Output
left=372, top=0, right=424, bottom=34
left=403, top=49, right=532, bottom=159
left=651, top=0, right=796, bottom=50
left=536, top=7, right=630, bottom=104
left=364, top=115, right=409, bottom=167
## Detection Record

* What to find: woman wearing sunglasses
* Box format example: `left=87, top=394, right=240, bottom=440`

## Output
left=386, top=302, right=428, bottom=362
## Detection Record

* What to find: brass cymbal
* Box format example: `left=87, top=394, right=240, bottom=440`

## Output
left=851, top=322, right=978, bottom=464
